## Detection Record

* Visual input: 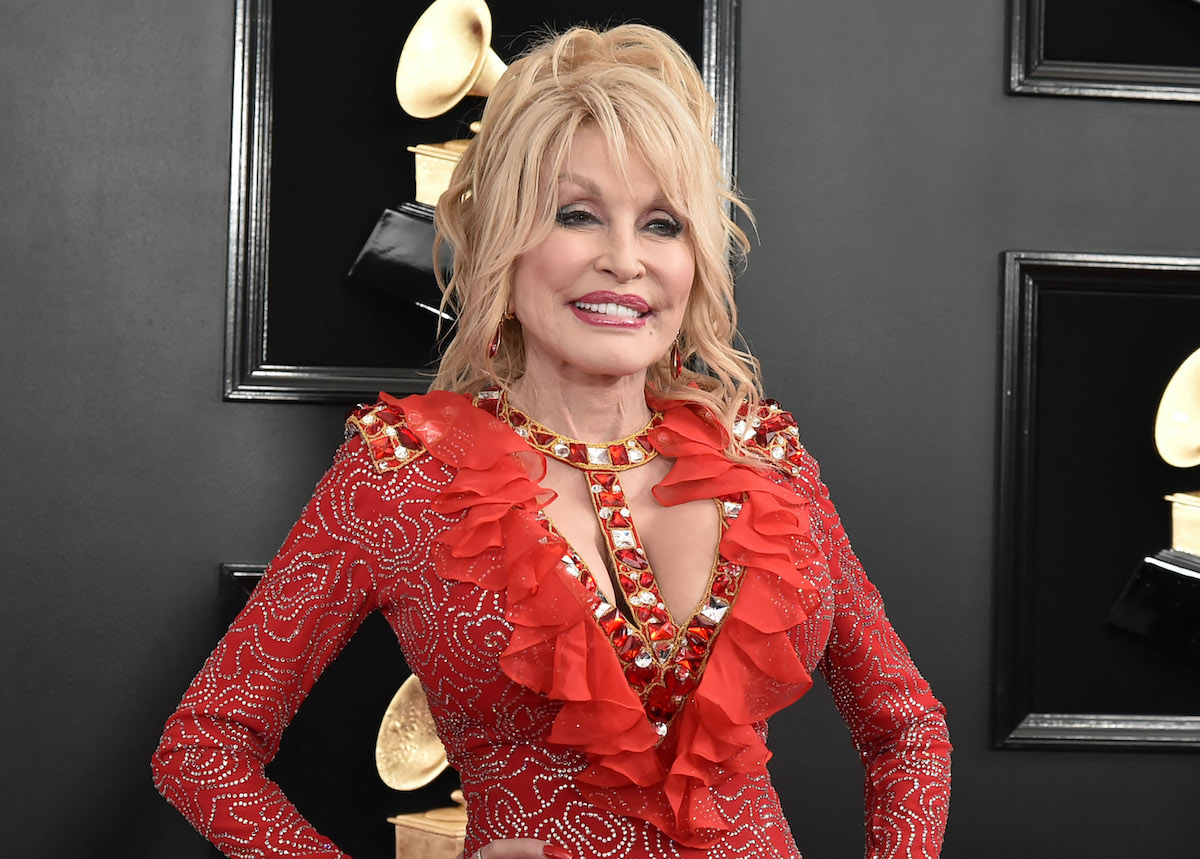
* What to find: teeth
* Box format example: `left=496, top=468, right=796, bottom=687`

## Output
left=574, top=301, right=641, bottom=318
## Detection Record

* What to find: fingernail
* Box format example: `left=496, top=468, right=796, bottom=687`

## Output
left=543, top=846, right=574, bottom=859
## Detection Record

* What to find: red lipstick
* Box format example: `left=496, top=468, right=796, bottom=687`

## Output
left=572, top=291, right=651, bottom=313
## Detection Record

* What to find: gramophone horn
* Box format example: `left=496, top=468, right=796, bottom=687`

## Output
left=375, top=674, right=449, bottom=791
left=1155, top=345, right=1200, bottom=468
left=396, top=0, right=506, bottom=119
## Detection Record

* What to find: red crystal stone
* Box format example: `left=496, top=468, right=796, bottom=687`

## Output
left=376, top=409, right=399, bottom=425
left=567, top=443, right=588, bottom=463
left=610, top=624, right=633, bottom=653
left=396, top=426, right=421, bottom=450
left=507, top=410, right=527, bottom=427
left=645, top=686, right=675, bottom=719
left=593, top=472, right=618, bottom=488
left=610, top=509, right=631, bottom=527
left=624, top=659, right=656, bottom=686
left=663, top=666, right=695, bottom=697
left=597, top=491, right=622, bottom=507
left=598, top=608, right=625, bottom=635
left=648, top=620, right=676, bottom=641
left=712, top=573, right=736, bottom=598
left=609, top=444, right=630, bottom=466
left=531, top=430, right=556, bottom=446
left=616, top=632, right=641, bottom=658
left=615, top=550, right=647, bottom=571
left=597, top=489, right=624, bottom=511
left=620, top=577, right=637, bottom=594
left=637, top=570, right=655, bottom=589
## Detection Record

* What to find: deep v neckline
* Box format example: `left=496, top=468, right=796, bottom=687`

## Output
left=474, top=388, right=749, bottom=738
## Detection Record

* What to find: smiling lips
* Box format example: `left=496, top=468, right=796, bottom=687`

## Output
left=570, top=291, right=650, bottom=328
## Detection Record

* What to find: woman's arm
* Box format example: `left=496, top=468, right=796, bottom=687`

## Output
left=151, top=441, right=382, bottom=859
left=790, top=444, right=952, bottom=859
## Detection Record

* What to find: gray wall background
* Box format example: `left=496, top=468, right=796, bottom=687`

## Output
left=2, top=1, right=1197, bottom=856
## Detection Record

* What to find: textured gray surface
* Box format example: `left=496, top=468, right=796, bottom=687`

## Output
left=1, top=1, right=1197, bottom=856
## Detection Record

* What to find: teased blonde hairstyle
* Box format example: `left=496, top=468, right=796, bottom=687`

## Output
left=432, top=24, right=764, bottom=456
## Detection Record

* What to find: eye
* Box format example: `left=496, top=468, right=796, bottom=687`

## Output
left=644, top=214, right=684, bottom=238
left=556, top=206, right=600, bottom=227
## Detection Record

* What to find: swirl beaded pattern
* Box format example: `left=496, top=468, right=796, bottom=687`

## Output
left=151, top=393, right=950, bottom=858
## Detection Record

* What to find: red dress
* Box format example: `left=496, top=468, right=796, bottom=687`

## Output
left=152, top=391, right=951, bottom=858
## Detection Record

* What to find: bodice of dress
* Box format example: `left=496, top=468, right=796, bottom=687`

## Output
left=151, top=391, right=951, bottom=859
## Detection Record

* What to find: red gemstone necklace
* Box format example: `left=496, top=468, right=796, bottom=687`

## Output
left=475, top=388, right=747, bottom=739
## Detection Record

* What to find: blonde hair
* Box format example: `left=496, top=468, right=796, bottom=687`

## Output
left=432, top=24, right=765, bottom=459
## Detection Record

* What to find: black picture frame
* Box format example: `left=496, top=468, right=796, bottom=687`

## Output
left=224, top=0, right=740, bottom=403
left=1009, top=0, right=1200, bottom=102
left=215, top=564, right=445, bottom=859
left=994, top=251, right=1200, bottom=751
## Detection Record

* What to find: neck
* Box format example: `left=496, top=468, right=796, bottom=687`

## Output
left=507, top=372, right=653, bottom=442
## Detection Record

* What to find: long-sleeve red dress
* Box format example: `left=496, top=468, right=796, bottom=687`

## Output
left=152, top=390, right=951, bottom=859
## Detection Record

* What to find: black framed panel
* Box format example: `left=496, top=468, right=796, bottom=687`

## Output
left=1009, top=0, right=1200, bottom=102
left=214, top=564, right=442, bottom=859
left=224, top=0, right=740, bottom=403
left=994, top=252, right=1200, bottom=751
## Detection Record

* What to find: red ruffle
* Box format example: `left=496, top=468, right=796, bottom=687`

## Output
left=391, top=391, right=820, bottom=847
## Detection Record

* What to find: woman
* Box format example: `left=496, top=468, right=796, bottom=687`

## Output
left=153, top=24, right=950, bottom=859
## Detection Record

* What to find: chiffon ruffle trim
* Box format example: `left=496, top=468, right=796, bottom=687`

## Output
left=385, top=390, right=820, bottom=847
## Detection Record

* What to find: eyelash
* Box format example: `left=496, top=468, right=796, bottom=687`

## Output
left=555, top=207, right=684, bottom=238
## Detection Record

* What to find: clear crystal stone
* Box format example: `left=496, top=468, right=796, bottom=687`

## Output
left=361, top=413, right=375, bottom=424
left=632, top=591, right=656, bottom=606
left=700, top=596, right=729, bottom=623
left=771, top=446, right=785, bottom=460
left=628, top=448, right=644, bottom=463
left=654, top=721, right=668, bottom=737
left=620, top=508, right=631, bottom=517
left=591, top=484, right=602, bottom=494
left=385, top=426, right=397, bottom=437
left=611, top=529, right=635, bottom=549
left=598, top=507, right=613, bottom=519
left=634, top=650, right=652, bottom=668
left=653, top=641, right=674, bottom=662
left=723, top=501, right=743, bottom=519
left=612, top=483, right=622, bottom=493
left=553, top=442, right=570, bottom=457
left=478, top=389, right=499, bottom=399
left=587, top=446, right=611, bottom=465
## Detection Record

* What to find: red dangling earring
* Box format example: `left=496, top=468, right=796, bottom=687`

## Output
left=671, top=338, right=684, bottom=378
left=487, top=321, right=503, bottom=359
left=488, top=311, right=514, bottom=359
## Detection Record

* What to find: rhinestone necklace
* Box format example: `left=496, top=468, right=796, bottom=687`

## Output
left=474, top=388, right=747, bottom=739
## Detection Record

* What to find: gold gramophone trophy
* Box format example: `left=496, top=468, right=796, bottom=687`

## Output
left=1109, top=346, right=1200, bottom=659
left=347, top=0, right=505, bottom=306
left=376, top=674, right=464, bottom=859
left=1154, top=346, right=1200, bottom=557
left=397, top=0, right=505, bottom=206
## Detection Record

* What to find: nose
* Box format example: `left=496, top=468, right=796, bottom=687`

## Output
left=596, top=230, right=645, bottom=282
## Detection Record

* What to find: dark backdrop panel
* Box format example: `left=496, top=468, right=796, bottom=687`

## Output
left=265, top=0, right=703, bottom=371
left=1030, top=279, right=1200, bottom=716
left=1042, top=0, right=1200, bottom=68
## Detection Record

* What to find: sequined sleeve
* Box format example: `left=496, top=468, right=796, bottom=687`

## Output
left=788, top=445, right=952, bottom=858
left=151, top=440, right=386, bottom=859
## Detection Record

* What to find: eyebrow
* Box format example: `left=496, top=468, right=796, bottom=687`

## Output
left=556, top=173, right=602, bottom=196
left=556, top=173, right=673, bottom=210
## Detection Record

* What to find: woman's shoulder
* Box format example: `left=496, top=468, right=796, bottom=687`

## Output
left=733, top=397, right=810, bottom=478
left=343, top=389, right=513, bottom=475
left=344, top=396, right=431, bottom=474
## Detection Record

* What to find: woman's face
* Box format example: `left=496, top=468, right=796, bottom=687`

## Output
left=510, top=124, right=696, bottom=388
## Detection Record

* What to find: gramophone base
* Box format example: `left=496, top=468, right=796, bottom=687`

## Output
left=1108, top=549, right=1200, bottom=662
left=387, top=807, right=465, bottom=859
